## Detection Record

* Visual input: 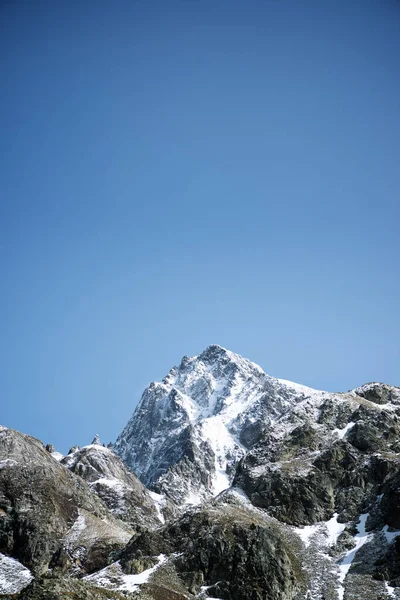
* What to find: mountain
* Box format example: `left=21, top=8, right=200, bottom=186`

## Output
left=1, top=344, right=400, bottom=600
left=112, top=345, right=400, bottom=598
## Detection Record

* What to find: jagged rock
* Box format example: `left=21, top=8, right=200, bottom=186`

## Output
left=373, top=535, right=400, bottom=587
left=0, top=552, right=33, bottom=595
left=353, top=382, right=400, bottom=406
left=61, top=443, right=162, bottom=528
left=45, top=443, right=55, bottom=453
left=68, top=445, right=80, bottom=454
left=335, top=530, right=357, bottom=552
left=235, top=460, right=335, bottom=525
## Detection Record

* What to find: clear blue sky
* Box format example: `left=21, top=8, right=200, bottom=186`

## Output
left=1, top=0, right=399, bottom=453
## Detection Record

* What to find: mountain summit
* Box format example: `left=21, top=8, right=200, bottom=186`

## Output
left=113, top=345, right=325, bottom=504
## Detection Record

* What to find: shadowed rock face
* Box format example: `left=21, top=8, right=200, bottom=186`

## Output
left=0, top=426, right=131, bottom=577
left=381, top=470, right=400, bottom=529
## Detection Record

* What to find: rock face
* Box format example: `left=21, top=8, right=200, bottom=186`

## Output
left=2, top=345, right=400, bottom=600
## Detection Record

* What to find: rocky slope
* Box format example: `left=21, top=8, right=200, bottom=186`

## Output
left=1, top=345, right=400, bottom=600
left=61, top=437, right=163, bottom=528
left=0, top=426, right=133, bottom=594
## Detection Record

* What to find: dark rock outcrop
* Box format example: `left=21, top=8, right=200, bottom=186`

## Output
left=120, top=491, right=305, bottom=600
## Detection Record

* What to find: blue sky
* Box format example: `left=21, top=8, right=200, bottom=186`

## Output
left=1, top=0, right=399, bottom=453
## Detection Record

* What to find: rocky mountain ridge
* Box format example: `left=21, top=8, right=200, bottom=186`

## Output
left=1, top=345, right=399, bottom=599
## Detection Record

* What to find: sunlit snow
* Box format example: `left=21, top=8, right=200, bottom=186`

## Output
left=293, top=513, right=346, bottom=549
left=385, top=581, right=397, bottom=598
left=84, top=554, right=167, bottom=592
left=148, top=490, right=166, bottom=523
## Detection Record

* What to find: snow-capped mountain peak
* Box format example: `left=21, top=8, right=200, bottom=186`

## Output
left=159, top=343, right=268, bottom=421
left=114, top=345, right=325, bottom=504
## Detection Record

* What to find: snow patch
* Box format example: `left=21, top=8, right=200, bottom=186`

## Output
left=81, top=444, right=111, bottom=453
left=337, top=513, right=371, bottom=600
left=325, top=513, right=347, bottom=545
left=51, top=451, right=64, bottom=462
left=94, top=477, right=123, bottom=489
left=119, top=554, right=167, bottom=592
left=184, top=489, right=204, bottom=506
left=293, top=523, right=320, bottom=548
left=199, top=584, right=224, bottom=600
left=148, top=491, right=166, bottom=524
left=333, top=422, right=355, bottom=439
left=277, top=378, right=325, bottom=396
left=200, top=417, right=233, bottom=495
left=383, top=525, right=400, bottom=544
left=65, top=512, right=86, bottom=545
left=385, top=581, right=397, bottom=598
